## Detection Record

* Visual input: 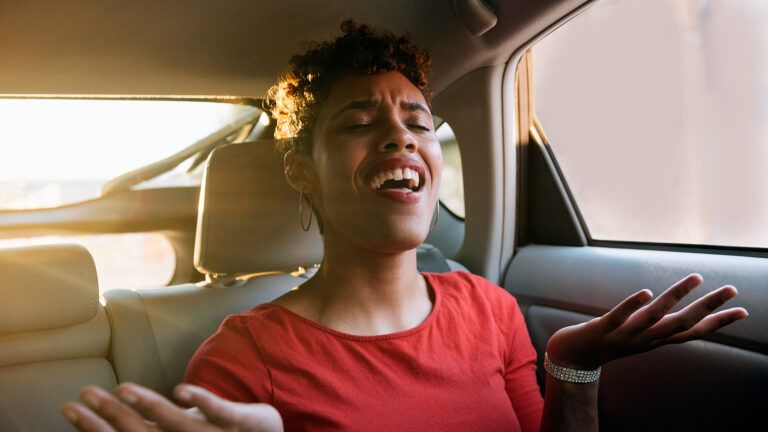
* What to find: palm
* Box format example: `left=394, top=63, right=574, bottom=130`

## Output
left=546, top=274, right=747, bottom=370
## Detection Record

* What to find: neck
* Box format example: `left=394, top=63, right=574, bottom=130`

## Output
left=300, top=232, right=433, bottom=335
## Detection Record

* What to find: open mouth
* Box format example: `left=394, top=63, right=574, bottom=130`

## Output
left=365, top=160, right=426, bottom=193
left=369, top=167, right=423, bottom=191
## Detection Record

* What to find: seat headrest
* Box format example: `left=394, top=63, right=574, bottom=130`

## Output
left=0, top=244, right=99, bottom=334
left=194, top=140, right=324, bottom=276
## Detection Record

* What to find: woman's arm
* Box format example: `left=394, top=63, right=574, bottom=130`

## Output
left=539, top=274, right=747, bottom=432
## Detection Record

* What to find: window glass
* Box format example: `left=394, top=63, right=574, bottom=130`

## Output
left=531, top=0, right=768, bottom=248
left=0, top=99, right=259, bottom=210
left=436, top=122, right=465, bottom=218
left=0, top=233, right=175, bottom=293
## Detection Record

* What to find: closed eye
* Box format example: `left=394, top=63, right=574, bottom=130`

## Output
left=408, top=124, right=432, bottom=132
left=346, top=123, right=373, bottom=130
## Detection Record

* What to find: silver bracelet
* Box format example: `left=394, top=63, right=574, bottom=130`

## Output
left=543, top=352, right=601, bottom=383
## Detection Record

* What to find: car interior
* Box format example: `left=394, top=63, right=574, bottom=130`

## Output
left=0, top=0, right=765, bottom=431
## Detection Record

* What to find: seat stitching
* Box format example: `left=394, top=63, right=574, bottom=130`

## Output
left=80, top=245, right=97, bottom=319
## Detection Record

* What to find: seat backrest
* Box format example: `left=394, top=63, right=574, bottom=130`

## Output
left=105, top=274, right=303, bottom=397
left=0, top=244, right=115, bottom=431
left=105, top=140, right=322, bottom=397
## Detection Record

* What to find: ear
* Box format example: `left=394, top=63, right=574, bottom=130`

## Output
left=283, top=149, right=318, bottom=194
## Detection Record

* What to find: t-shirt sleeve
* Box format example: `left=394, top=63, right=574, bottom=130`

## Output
left=184, top=314, right=272, bottom=403
left=482, top=277, right=544, bottom=432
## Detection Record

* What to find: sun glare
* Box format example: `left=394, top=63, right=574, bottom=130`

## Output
left=0, top=99, right=255, bottom=209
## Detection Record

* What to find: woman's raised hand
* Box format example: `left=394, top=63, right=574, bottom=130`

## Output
left=545, top=274, right=749, bottom=370
left=62, top=383, right=283, bottom=432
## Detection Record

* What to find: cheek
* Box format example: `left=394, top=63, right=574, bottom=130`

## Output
left=427, top=147, right=444, bottom=192
left=311, top=146, right=363, bottom=199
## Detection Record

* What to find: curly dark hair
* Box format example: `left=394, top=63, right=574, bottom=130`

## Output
left=265, top=20, right=432, bottom=156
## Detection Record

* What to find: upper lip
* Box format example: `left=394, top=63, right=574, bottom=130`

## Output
left=364, top=157, right=427, bottom=191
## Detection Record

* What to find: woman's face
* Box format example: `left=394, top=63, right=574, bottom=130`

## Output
left=305, top=70, right=442, bottom=254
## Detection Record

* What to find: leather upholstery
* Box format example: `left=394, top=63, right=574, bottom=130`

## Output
left=105, top=275, right=301, bottom=396
left=0, top=245, right=116, bottom=432
left=0, top=358, right=116, bottom=431
left=0, top=244, right=98, bottom=334
left=194, top=141, right=324, bottom=275
left=0, top=307, right=110, bottom=368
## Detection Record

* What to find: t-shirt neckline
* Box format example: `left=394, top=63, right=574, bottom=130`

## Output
left=264, top=272, right=441, bottom=342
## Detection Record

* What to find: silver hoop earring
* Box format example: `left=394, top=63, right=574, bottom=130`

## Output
left=429, top=201, right=439, bottom=233
left=299, top=191, right=313, bottom=232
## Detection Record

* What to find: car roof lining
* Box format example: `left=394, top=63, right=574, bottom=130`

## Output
left=0, top=0, right=591, bottom=97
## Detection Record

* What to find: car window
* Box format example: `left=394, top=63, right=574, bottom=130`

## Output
left=530, top=0, right=768, bottom=248
left=0, top=233, right=175, bottom=292
left=0, top=99, right=260, bottom=210
left=0, top=99, right=262, bottom=291
left=436, top=121, right=465, bottom=218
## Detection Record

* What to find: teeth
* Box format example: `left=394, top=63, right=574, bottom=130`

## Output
left=369, top=167, right=422, bottom=190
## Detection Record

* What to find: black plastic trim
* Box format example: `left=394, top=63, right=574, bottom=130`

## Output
left=590, top=239, right=768, bottom=259
left=521, top=139, right=585, bottom=246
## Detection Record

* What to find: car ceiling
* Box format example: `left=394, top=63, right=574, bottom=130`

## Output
left=0, top=0, right=588, bottom=98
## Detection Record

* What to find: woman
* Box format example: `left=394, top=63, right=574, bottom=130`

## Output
left=62, top=22, right=747, bottom=432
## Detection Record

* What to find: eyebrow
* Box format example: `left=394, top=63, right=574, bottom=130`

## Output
left=330, top=99, right=431, bottom=120
left=401, top=102, right=431, bottom=116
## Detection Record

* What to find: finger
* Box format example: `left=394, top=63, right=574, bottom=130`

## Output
left=62, top=403, right=117, bottom=432
left=78, top=386, right=151, bottom=431
left=176, top=384, right=283, bottom=431
left=115, top=383, right=217, bottom=432
left=185, top=406, right=208, bottom=421
left=643, top=285, right=738, bottom=340
left=174, top=384, right=241, bottom=426
left=598, top=289, right=654, bottom=331
left=659, top=307, right=748, bottom=345
left=623, top=274, right=703, bottom=333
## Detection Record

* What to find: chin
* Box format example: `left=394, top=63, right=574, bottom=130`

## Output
left=345, top=223, right=429, bottom=255
left=368, top=233, right=425, bottom=254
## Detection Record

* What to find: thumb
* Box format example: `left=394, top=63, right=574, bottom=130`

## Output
left=174, top=384, right=241, bottom=426
left=174, top=384, right=283, bottom=431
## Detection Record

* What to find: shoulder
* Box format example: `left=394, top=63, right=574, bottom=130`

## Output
left=185, top=308, right=269, bottom=371
left=425, top=271, right=526, bottom=333
left=184, top=305, right=283, bottom=402
left=200, top=304, right=289, bottom=350
left=424, top=270, right=520, bottom=308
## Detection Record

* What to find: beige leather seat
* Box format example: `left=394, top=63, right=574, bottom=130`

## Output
left=104, top=140, right=324, bottom=397
left=0, top=244, right=116, bottom=431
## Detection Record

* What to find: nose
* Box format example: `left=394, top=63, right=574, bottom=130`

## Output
left=378, top=117, right=418, bottom=153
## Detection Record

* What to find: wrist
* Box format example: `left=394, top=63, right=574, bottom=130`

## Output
left=543, top=352, right=601, bottom=384
left=545, top=331, right=602, bottom=370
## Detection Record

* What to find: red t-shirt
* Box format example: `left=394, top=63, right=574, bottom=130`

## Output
left=185, top=271, right=543, bottom=432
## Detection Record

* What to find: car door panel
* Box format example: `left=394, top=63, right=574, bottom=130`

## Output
left=505, top=244, right=768, bottom=430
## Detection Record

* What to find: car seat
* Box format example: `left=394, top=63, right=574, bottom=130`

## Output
left=0, top=244, right=116, bottom=431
